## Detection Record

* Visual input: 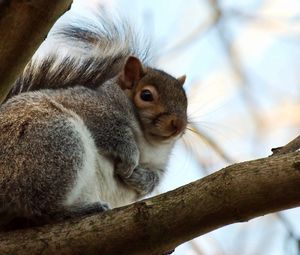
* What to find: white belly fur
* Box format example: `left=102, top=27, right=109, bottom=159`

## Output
left=64, top=115, right=136, bottom=209
left=64, top=115, right=173, bottom=209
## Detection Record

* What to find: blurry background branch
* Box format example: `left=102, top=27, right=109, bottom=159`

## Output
left=209, top=0, right=264, bottom=132
left=0, top=0, right=72, bottom=104
left=187, top=125, right=235, bottom=164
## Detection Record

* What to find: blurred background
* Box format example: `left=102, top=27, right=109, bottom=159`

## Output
left=65, top=0, right=300, bottom=254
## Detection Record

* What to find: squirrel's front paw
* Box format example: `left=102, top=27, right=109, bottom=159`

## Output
left=111, top=141, right=140, bottom=178
left=123, top=166, right=160, bottom=195
left=115, top=155, right=138, bottom=178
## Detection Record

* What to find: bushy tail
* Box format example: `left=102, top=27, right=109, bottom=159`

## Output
left=6, top=9, right=151, bottom=101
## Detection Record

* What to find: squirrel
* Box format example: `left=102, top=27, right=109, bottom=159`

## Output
left=0, top=11, right=188, bottom=228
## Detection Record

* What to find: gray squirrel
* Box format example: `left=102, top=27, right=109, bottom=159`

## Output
left=0, top=11, right=188, bottom=228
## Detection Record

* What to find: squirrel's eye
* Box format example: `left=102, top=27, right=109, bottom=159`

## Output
left=140, top=90, right=153, bottom=102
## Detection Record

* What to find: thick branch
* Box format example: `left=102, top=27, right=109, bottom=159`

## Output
left=0, top=0, right=72, bottom=103
left=0, top=152, right=299, bottom=255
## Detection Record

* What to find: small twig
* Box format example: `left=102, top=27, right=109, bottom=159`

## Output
left=271, top=135, right=300, bottom=156
left=275, top=213, right=296, bottom=239
left=275, top=213, right=300, bottom=255
left=190, top=240, right=205, bottom=255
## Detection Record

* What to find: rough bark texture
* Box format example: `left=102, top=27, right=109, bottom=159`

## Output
left=0, top=0, right=72, bottom=103
left=0, top=151, right=299, bottom=255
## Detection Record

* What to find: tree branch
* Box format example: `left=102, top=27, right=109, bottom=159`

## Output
left=0, top=0, right=72, bottom=104
left=271, top=135, right=300, bottom=155
left=0, top=151, right=299, bottom=255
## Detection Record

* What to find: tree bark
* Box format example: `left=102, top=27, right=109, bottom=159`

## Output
left=0, top=151, right=299, bottom=255
left=0, top=0, right=72, bottom=103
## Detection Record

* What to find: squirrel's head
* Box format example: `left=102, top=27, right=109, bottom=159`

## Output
left=118, top=56, right=188, bottom=143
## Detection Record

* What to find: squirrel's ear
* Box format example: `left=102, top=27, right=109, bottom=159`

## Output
left=119, top=56, right=145, bottom=90
left=177, top=75, right=186, bottom=87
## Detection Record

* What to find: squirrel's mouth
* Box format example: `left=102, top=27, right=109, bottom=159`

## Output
left=149, top=132, right=173, bottom=140
left=147, top=132, right=174, bottom=144
left=140, top=111, right=187, bottom=141
left=148, top=127, right=185, bottom=141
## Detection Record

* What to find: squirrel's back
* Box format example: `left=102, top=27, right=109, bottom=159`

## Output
left=0, top=92, right=86, bottom=217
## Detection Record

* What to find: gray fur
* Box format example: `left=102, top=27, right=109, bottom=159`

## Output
left=0, top=92, right=84, bottom=219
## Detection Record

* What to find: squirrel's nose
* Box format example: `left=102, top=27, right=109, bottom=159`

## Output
left=170, top=116, right=186, bottom=135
